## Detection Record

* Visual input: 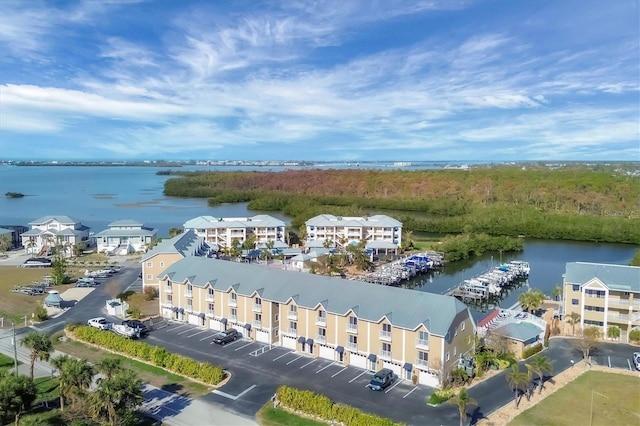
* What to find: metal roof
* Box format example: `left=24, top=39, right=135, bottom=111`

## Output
left=493, top=321, right=543, bottom=343
left=94, top=227, right=157, bottom=238
left=183, top=214, right=285, bottom=229
left=107, top=219, right=145, bottom=227
left=158, top=256, right=470, bottom=336
left=141, top=230, right=204, bottom=261
left=306, top=214, right=402, bottom=228
left=29, top=215, right=82, bottom=225
left=564, top=262, right=640, bottom=293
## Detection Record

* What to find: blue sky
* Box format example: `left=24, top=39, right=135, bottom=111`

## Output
left=1, top=0, right=638, bottom=161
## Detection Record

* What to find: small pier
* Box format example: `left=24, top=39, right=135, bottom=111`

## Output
left=358, top=251, right=445, bottom=285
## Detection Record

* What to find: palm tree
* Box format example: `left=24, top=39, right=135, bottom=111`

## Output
left=96, top=357, right=123, bottom=381
left=525, top=355, right=553, bottom=394
left=50, top=355, right=71, bottom=411
left=447, top=387, right=477, bottom=426
left=52, top=356, right=94, bottom=411
left=90, top=369, right=143, bottom=426
left=20, top=331, right=53, bottom=380
left=505, top=364, right=530, bottom=409
left=518, top=289, right=545, bottom=313
left=566, top=312, right=581, bottom=336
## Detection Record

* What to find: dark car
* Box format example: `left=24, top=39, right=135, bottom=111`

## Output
left=366, top=368, right=395, bottom=391
left=122, top=320, right=150, bottom=336
left=212, top=328, right=238, bottom=345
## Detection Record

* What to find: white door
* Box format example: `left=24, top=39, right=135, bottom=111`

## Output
left=188, top=314, right=200, bottom=325
left=232, top=325, right=244, bottom=337
left=318, top=345, right=334, bottom=360
left=418, top=369, right=440, bottom=388
left=382, top=361, right=402, bottom=378
left=282, top=336, right=297, bottom=349
left=349, top=353, right=367, bottom=369
left=256, top=330, right=270, bottom=343
left=209, top=319, right=223, bottom=331
left=162, top=308, right=172, bottom=319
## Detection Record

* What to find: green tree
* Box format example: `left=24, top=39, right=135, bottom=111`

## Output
left=447, top=387, right=477, bottom=426
left=551, top=285, right=562, bottom=301
left=573, top=326, right=602, bottom=363
left=0, top=372, right=37, bottom=426
left=96, top=357, right=123, bottom=382
left=525, top=355, right=553, bottom=395
left=518, top=289, right=545, bottom=313
left=20, top=332, right=53, bottom=380
left=401, top=229, right=415, bottom=252
left=629, top=329, right=640, bottom=344
left=52, top=356, right=94, bottom=411
left=89, top=369, right=143, bottom=426
left=566, top=312, right=581, bottom=336
left=505, top=364, right=530, bottom=409
left=607, top=325, right=620, bottom=341
left=0, top=233, right=11, bottom=253
left=168, top=227, right=183, bottom=237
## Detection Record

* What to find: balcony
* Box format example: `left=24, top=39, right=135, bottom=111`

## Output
left=230, top=315, right=237, bottom=322
left=185, top=291, right=193, bottom=298
left=607, top=313, right=629, bottom=323
left=346, top=324, right=358, bottom=334
left=346, top=342, right=358, bottom=351
left=379, top=350, right=392, bottom=360
left=185, top=305, right=193, bottom=313
left=608, top=297, right=631, bottom=308
left=379, top=330, right=392, bottom=341
left=415, top=358, right=429, bottom=369
left=416, top=338, right=430, bottom=350
left=253, top=320, right=262, bottom=329
left=253, top=303, right=262, bottom=313
left=316, top=316, right=327, bottom=326
left=164, top=286, right=172, bottom=294
left=205, top=294, right=214, bottom=302
left=285, top=328, right=298, bottom=337
left=228, top=299, right=237, bottom=307
left=316, top=335, right=327, bottom=344
left=287, top=311, right=298, bottom=320
left=206, top=310, right=214, bottom=317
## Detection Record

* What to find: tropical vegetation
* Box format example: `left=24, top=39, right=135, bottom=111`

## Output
left=505, top=364, right=531, bottom=409
left=447, top=387, right=477, bottom=426
left=517, top=289, right=546, bottom=313
left=525, top=355, right=553, bottom=395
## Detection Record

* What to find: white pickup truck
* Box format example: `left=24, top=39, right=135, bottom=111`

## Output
left=87, top=317, right=112, bottom=330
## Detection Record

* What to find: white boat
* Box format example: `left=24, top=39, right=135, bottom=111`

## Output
left=111, top=324, right=139, bottom=338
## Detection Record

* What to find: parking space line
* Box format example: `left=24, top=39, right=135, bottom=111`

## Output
left=177, top=328, right=195, bottom=336
left=215, top=339, right=242, bottom=348
left=607, top=356, right=611, bottom=368
left=300, top=359, right=316, bottom=369
left=286, top=356, right=303, bottom=365
left=384, top=379, right=403, bottom=394
left=235, top=342, right=254, bottom=351
left=349, top=370, right=368, bottom=383
left=170, top=324, right=190, bottom=332
left=273, top=352, right=291, bottom=361
left=331, top=367, right=348, bottom=377
left=316, top=362, right=335, bottom=374
left=186, top=330, right=208, bottom=338
left=200, top=334, right=215, bottom=342
left=403, top=385, right=419, bottom=399
left=627, top=359, right=632, bottom=370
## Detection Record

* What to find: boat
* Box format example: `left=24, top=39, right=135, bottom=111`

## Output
left=111, top=324, right=139, bottom=339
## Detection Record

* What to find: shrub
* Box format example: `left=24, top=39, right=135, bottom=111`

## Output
left=522, top=343, right=544, bottom=359
left=34, top=306, right=48, bottom=321
left=116, top=290, right=136, bottom=301
left=495, top=359, right=511, bottom=370
left=428, top=388, right=454, bottom=405
left=629, top=329, right=640, bottom=344
left=143, top=286, right=158, bottom=301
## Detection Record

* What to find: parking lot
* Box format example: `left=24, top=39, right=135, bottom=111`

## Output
left=591, top=353, right=637, bottom=371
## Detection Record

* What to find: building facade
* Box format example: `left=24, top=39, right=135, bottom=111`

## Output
left=94, top=220, right=158, bottom=255
left=305, top=214, right=402, bottom=250
left=21, top=215, right=91, bottom=257
left=562, top=262, right=640, bottom=342
left=156, top=256, right=475, bottom=387
left=183, top=215, right=286, bottom=249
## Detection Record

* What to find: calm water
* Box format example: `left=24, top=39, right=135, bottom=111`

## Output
left=1, top=165, right=637, bottom=321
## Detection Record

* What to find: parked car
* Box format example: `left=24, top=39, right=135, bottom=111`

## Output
left=87, top=317, right=112, bottom=330
left=122, top=319, right=149, bottom=336
left=366, top=368, right=395, bottom=391
left=633, top=352, right=640, bottom=371
left=212, top=328, right=238, bottom=345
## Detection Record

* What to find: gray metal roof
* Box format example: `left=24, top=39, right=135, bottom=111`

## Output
left=0, top=227, right=13, bottom=235
left=306, top=214, right=402, bottom=228
left=493, top=321, right=543, bottom=342
left=366, top=241, right=398, bottom=249
left=29, top=215, right=81, bottom=225
left=107, top=219, right=145, bottom=227
left=158, top=256, right=470, bottom=336
left=184, top=214, right=285, bottom=229
left=141, top=230, right=204, bottom=261
left=94, top=228, right=157, bottom=238
left=564, top=262, right=640, bottom=293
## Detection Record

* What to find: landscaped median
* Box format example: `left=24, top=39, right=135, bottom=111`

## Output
left=271, top=385, right=404, bottom=426
left=66, top=324, right=226, bottom=386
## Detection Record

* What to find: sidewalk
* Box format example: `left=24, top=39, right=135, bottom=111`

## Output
left=0, top=328, right=258, bottom=426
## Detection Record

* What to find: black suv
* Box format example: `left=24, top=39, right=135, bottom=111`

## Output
left=122, top=320, right=149, bottom=336
left=367, top=368, right=395, bottom=391
left=212, top=328, right=239, bottom=345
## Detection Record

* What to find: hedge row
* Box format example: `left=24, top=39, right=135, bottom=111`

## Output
left=275, top=385, right=404, bottom=426
left=68, top=324, right=225, bottom=385
left=522, top=343, right=544, bottom=359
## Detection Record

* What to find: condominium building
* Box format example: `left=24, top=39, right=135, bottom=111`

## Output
left=183, top=215, right=286, bottom=249
left=21, top=215, right=91, bottom=257
left=305, top=214, right=402, bottom=251
left=156, top=256, right=475, bottom=387
left=94, top=220, right=157, bottom=255
left=562, top=262, right=640, bottom=342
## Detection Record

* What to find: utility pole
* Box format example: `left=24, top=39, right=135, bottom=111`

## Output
left=12, top=322, right=18, bottom=375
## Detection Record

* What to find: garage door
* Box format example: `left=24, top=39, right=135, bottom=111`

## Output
left=349, top=353, right=367, bottom=369
left=231, top=325, right=244, bottom=337
left=188, top=314, right=200, bottom=326
left=162, top=308, right=173, bottom=319
left=282, top=335, right=297, bottom=350
left=418, top=369, right=440, bottom=388
left=209, top=319, right=223, bottom=331
left=256, top=330, right=270, bottom=343
left=318, top=345, right=334, bottom=360
left=382, top=361, right=402, bottom=378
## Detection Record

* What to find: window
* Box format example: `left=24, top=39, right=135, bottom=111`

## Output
left=275, top=314, right=279, bottom=322
left=382, top=323, right=391, bottom=333
left=166, top=295, right=172, bottom=304
left=586, top=289, right=605, bottom=298
left=461, top=322, right=465, bottom=331
left=160, top=261, right=164, bottom=267
left=382, top=343, right=391, bottom=352
left=349, top=316, right=357, bottom=327
left=255, top=313, right=262, bottom=322
left=454, top=328, right=458, bottom=336
left=231, top=293, right=237, bottom=301
left=348, top=335, right=357, bottom=344
left=467, top=336, right=472, bottom=345
left=146, top=274, right=152, bottom=280
left=208, top=288, right=214, bottom=298
left=585, top=306, right=605, bottom=312
left=584, top=320, right=604, bottom=327
left=318, top=327, right=326, bottom=337
left=290, top=321, right=297, bottom=330
left=445, top=352, right=450, bottom=362
left=290, top=305, right=297, bottom=313
left=572, top=299, right=579, bottom=305
left=445, top=332, right=450, bottom=341
left=255, top=297, right=262, bottom=305
left=418, top=351, right=428, bottom=362
left=230, top=308, right=237, bottom=319
left=146, top=261, right=152, bottom=267
left=187, top=284, right=192, bottom=291
left=208, top=303, right=214, bottom=312
left=187, top=299, right=193, bottom=309
left=453, top=346, right=457, bottom=356
left=419, top=331, right=429, bottom=341
left=572, top=284, right=580, bottom=291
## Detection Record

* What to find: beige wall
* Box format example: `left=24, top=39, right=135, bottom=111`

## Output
left=143, top=253, right=183, bottom=288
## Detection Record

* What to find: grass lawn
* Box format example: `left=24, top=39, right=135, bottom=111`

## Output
left=0, top=352, right=17, bottom=370
left=509, top=371, right=640, bottom=426
left=256, top=402, right=327, bottom=426
left=52, top=331, right=211, bottom=397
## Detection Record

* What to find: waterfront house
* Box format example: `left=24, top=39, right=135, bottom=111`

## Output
left=94, top=220, right=158, bottom=255
left=156, top=256, right=475, bottom=387
left=562, top=262, right=640, bottom=342
left=140, top=230, right=208, bottom=289
left=183, top=214, right=286, bottom=249
left=305, top=214, right=402, bottom=252
left=0, top=225, right=28, bottom=250
left=21, top=215, right=91, bottom=257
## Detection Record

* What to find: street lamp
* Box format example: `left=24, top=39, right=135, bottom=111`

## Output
left=590, top=389, right=608, bottom=426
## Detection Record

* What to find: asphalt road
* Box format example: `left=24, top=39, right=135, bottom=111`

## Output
left=25, top=264, right=639, bottom=425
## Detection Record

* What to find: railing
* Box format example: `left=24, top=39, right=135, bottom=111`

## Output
left=608, top=297, right=630, bottom=308
left=415, top=358, right=429, bottom=368
left=185, top=291, right=193, bottom=298
left=286, top=328, right=298, bottom=337
left=253, top=303, right=262, bottom=313
left=185, top=306, right=193, bottom=313
left=230, top=315, right=237, bottom=322
left=164, top=286, right=172, bottom=294
left=205, top=294, right=214, bottom=302
left=379, top=330, right=392, bottom=341
left=346, top=342, right=358, bottom=351
left=316, top=316, right=327, bottom=326
left=316, top=335, right=327, bottom=344
left=416, top=338, right=429, bottom=350
left=228, top=299, right=237, bottom=307
left=253, top=320, right=262, bottom=328
left=287, top=311, right=298, bottom=320
left=206, top=310, right=214, bottom=317
left=379, top=350, right=392, bottom=359
left=347, top=324, right=358, bottom=333
left=607, top=313, right=629, bottom=322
